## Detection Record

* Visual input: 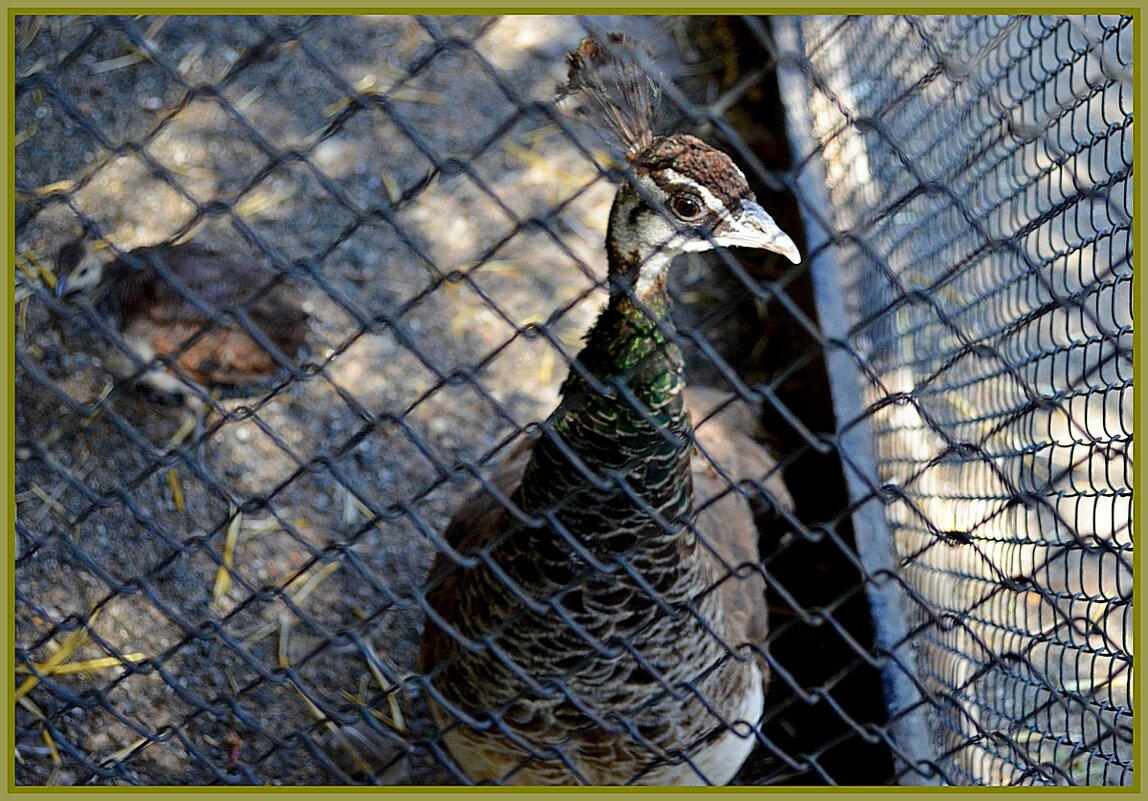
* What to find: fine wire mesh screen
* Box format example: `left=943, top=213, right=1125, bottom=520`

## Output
left=775, top=15, right=1133, bottom=786
left=11, top=13, right=1133, bottom=788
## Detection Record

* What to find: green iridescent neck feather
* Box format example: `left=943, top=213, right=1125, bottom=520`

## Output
left=514, top=283, right=694, bottom=548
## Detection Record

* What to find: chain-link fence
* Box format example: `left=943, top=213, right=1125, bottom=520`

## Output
left=12, top=14, right=1132, bottom=787
left=773, top=14, right=1134, bottom=786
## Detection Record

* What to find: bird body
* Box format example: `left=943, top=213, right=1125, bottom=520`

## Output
left=322, top=34, right=800, bottom=786
left=421, top=386, right=789, bottom=785
left=54, top=240, right=306, bottom=394
left=418, top=127, right=800, bottom=785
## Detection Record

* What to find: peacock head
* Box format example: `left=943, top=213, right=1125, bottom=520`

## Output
left=606, top=133, right=801, bottom=295
left=54, top=239, right=107, bottom=299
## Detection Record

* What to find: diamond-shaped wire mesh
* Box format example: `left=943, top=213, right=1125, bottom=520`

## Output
left=12, top=14, right=1132, bottom=787
left=772, top=14, right=1133, bottom=786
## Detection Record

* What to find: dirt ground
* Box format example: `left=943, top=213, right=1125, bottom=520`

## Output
left=14, top=14, right=828, bottom=786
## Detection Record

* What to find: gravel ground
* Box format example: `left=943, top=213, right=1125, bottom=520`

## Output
left=14, top=14, right=815, bottom=786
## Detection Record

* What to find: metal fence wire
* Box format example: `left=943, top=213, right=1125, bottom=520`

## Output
left=12, top=14, right=1132, bottom=787
left=773, top=15, right=1134, bottom=786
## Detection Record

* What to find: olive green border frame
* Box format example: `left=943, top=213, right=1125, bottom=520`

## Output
left=3, top=5, right=1142, bottom=800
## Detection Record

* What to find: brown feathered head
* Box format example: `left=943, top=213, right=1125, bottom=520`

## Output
left=54, top=237, right=110, bottom=299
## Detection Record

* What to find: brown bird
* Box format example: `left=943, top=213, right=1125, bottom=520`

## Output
left=54, top=238, right=307, bottom=398
left=411, top=36, right=801, bottom=785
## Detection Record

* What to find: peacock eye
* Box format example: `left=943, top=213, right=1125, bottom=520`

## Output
left=669, top=194, right=704, bottom=221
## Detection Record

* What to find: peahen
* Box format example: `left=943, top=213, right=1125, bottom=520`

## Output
left=53, top=238, right=307, bottom=398
left=335, top=34, right=801, bottom=786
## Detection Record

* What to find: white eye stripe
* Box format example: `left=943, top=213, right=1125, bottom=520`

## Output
left=636, top=173, right=730, bottom=225
left=654, top=169, right=731, bottom=217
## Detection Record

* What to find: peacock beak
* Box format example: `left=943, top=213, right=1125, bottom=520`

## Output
left=716, top=199, right=802, bottom=265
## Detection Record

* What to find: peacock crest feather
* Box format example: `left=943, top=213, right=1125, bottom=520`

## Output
left=557, top=33, right=661, bottom=161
